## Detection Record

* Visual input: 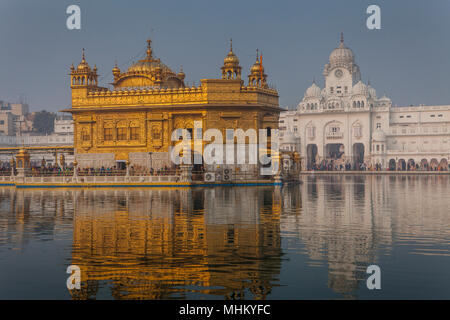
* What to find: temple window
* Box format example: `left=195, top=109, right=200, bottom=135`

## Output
left=81, top=130, right=90, bottom=141
left=104, top=128, right=113, bottom=141
left=130, top=127, right=139, bottom=140
left=117, top=127, right=127, bottom=140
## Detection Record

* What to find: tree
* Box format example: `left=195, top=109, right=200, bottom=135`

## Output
left=33, top=111, right=56, bottom=134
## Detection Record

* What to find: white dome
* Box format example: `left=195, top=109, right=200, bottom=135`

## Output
left=352, top=81, right=367, bottom=96
left=379, top=95, right=391, bottom=103
left=367, top=85, right=376, bottom=99
left=329, top=34, right=355, bottom=67
left=304, top=82, right=321, bottom=99
left=372, top=129, right=386, bottom=141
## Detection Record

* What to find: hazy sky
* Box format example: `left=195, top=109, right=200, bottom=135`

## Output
left=1, top=0, right=450, bottom=112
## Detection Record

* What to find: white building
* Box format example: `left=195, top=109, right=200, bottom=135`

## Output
left=54, top=116, right=74, bottom=135
left=280, top=34, right=450, bottom=171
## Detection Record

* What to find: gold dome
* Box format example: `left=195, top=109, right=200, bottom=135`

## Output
left=221, top=39, right=242, bottom=80
left=76, top=49, right=92, bottom=72
left=251, top=60, right=263, bottom=75
left=223, top=39, right=239, bottom=66
left=113, top=39, right=185, bottom=89
left=177, top=66, right=185, bottom=80
left=224, top=51, right=239, bottom=66
left=127, top=59, right=174, bottom=74
left=17, top=148, right=29, bottom=155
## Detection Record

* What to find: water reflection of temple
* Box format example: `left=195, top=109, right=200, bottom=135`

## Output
left=1, top=176, right=448, bottom=299
left=281, top=175, right=450, bottom=297
left=68, top=187, right=282, bottom=299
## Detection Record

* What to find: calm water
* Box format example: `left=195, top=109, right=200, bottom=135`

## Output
left=0, top=175, right=449, bottom=299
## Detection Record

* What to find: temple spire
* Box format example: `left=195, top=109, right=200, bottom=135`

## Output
left=146, top=39, right=153, bottom=59
left=340, top=32, right=344, bottom=44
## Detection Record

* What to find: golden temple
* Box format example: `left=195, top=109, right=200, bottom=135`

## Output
left=64, top=39, right=281, bottom=171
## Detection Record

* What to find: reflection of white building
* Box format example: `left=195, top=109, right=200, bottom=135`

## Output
left=280, top=34, right=450, bottom=170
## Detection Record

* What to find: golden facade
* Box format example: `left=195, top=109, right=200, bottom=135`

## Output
left=64, top=39, right=281, bottom=169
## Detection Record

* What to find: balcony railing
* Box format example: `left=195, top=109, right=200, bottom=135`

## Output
left=326, top=131, right=344, bottom=139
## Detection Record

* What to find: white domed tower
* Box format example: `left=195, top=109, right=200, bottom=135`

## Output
left=323, top=33, right=361, bottom=98
left=300, top=80, right=322, bottom=111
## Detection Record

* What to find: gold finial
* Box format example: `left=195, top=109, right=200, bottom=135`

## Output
left=256, top=48, right=259, bottom=62
left=81, top=48, right=86, bottom=62
left=230, top=38, right=233, bottom=52
left=146, top=39, right=153, bottom=59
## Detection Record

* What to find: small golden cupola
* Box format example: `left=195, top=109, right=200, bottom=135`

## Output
left=248, top=49, right=267, bottom=87
left=112, top=62, right=121, bottom=81
left=177, top=66, right=185, bottom=81
left=70, top=49, right=99, bottom=87
left=221, top=39, right=242, bottom=80
left=112, top=39, right=185, bottom=89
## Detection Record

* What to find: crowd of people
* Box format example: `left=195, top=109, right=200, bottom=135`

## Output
left=307, top=160, right=368, bottom=171
left=0, top=165, right=12, bottom=176
left=77, top=165, right=179, bottom=176
left=307, top=159, right=449, bottom=172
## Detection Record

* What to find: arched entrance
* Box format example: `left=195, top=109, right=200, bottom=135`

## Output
left=420, top=159, right=428, bottom=171
left=388, top=159, right=396, bottom=171
left=353, top=143, right=365, bottom=168
left=439, top=158, right=448, bottom=171
left=430, top=158, right=439, bottom=171
left=325, top=143, right=345, bottom=159
left=306, top=144, right=318, bottom=170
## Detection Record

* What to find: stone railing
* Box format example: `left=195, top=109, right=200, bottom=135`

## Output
left=326, top=131, right=344, bottom=139
left=18, top=175, right=180, bottom=184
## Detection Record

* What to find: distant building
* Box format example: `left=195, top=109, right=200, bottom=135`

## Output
left=0, top=100, right=31, bottom=135
left=0, top=113, right=74, bottom=166
left=54, top=116, right=74, bottom=135
left=0, top=113, right=14, bottom=135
